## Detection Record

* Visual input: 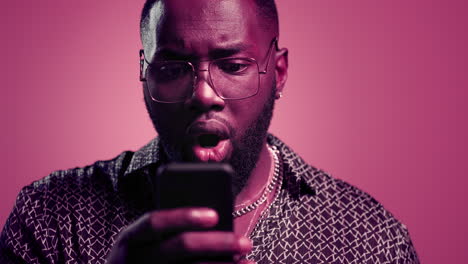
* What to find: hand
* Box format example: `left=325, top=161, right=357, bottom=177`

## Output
left=106, top=207, right=255, bottom=264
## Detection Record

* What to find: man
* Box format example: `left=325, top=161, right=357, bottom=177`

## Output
left=1, top=0, right=419, bottom=263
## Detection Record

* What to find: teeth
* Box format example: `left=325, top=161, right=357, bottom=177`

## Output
left=198, top=134, right=220, bottom=148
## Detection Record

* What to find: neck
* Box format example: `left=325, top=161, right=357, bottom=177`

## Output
left=234, top=141, right=272, bottom=206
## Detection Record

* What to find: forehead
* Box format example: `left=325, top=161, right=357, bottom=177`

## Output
left=147, top=0, right=267, bottom=56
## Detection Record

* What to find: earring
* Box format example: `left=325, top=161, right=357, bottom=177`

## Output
left=275, top=92, right=283, bottom=99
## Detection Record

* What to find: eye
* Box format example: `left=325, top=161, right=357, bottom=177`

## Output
left=153, top=62, right=191, bottom=82
left=215, top=59, right=253, bottom=75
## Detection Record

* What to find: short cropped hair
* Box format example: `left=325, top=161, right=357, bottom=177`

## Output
left=139, top=0, right=279, bottom=47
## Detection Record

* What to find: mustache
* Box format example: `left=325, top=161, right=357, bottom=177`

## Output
left=192, top=112, right=236, bottom=138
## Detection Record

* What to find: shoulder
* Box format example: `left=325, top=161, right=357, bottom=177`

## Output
left=269, top=133, right=403, bottom=225
left=303, top=168, right=419, bottom=261
left=268, top=134, right=419, bottom=262
left=17, top=150, right=134, bottom=211
left=12, top=149, right=136, bottom=225
left=0, top=150, right=134, bottom=263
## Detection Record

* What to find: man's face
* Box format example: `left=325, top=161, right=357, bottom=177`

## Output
left=142, top=0, right=287, bottom=194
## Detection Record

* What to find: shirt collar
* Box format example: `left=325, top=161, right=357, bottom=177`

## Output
left=124, top=137, right=162, bottom=176
left=120, top=134, right=317, bottom=200
left=267, top=134, right=317, bottom=198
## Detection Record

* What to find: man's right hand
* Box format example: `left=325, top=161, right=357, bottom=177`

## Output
left=106, top=208, right=255, bottom=264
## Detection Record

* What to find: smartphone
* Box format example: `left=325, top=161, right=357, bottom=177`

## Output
left=154, top=163, right=234, bottom=231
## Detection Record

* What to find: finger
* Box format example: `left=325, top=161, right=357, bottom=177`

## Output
left=149, top=207, right=218, bottom=231
left=237, top=261, right=256, bottom=264
left=121, top=207, right=218, bottom=245
left=191, top=259, right=256, bottom=264
left=234, top=254, right=257, bottom=264
left=159, top=232, right=252, bottom=262
left=191, top=258, right=256, bottom=264
left=193, top=262, right=256, bottom=264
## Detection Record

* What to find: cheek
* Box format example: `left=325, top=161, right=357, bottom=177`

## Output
left=249, top=76, right=275, bottom=114
left=153, top=104, right=182, bottom=125
left=229, top=86, right=273, bottom=131
left=145, top=98, right=185, bottom=134
left=144, top=87, right=176, bottom=119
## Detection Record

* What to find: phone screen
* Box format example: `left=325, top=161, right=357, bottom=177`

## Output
left=154, top=163, right=234, bottom=231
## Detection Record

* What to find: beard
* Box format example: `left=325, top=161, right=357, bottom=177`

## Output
left=227, top=86, right=276, bottom=196
left=145, top=82, right=276, bottom=197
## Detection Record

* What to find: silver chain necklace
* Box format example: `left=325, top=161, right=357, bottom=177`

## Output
left=232, top=145, right=282, bottom=218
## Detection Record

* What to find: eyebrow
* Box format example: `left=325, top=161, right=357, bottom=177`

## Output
left=208, top=43, right=254, bottom=58
left=154, top=43, right=254, bottom=61
left=154, top=49, right=194, bottom=60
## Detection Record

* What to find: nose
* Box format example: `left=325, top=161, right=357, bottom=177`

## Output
left=187, top=68, right=225, bottom=112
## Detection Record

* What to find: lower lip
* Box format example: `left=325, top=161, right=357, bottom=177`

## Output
left=191, top=139, right=232, bottom=162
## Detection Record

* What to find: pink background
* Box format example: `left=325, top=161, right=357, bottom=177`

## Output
left=1, top=0, right=467, bottom=262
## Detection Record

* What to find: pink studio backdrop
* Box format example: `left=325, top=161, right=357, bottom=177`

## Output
left=1, top=0, right=467, bottom=262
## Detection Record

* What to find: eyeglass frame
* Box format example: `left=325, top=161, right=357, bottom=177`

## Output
left=139, top=37, right=279, bottom=103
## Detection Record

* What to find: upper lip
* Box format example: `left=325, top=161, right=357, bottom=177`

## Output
left=186, top=119, right=230, bottom=140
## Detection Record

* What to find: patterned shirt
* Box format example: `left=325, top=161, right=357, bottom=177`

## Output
left=0, top=134, right=419, bottom=263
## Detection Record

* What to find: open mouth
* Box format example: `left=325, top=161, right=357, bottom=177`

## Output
left=197, top=134, right=221, bottom=148
left=186, top=119, right=233, bottom=162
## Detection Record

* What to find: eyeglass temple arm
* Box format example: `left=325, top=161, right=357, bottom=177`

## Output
left=139, top=49, right=147, bottom=81
left=259, top=37, right=279, bottom=74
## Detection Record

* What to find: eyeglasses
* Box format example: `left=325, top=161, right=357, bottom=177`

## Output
left=139, top=37, right=278, bottom=103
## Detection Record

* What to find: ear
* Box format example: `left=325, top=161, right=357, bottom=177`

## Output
left=274, top=47, right=288, bottom=97
left=139, top=49, right=146, bottom=81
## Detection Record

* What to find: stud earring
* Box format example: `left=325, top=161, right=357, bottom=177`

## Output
left=275, top=92, right=283, bottom=99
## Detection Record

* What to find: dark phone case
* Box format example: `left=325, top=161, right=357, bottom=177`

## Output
left=154, top=163, right=234, bottom=231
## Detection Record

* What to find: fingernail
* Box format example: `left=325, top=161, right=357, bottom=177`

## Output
left=238, top=237, right=253, bottom=251
left=191, top=209, right=217, bottom=219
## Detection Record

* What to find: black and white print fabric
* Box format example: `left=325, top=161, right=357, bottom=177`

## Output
left=0, top=135, right=419, bottom=263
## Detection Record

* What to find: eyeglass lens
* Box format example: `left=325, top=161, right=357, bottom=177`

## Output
left=146, top=58, right=259, bottom=102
